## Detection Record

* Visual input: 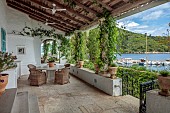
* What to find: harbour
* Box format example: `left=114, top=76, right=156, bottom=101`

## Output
left=117, top=54, right=170, bottom=71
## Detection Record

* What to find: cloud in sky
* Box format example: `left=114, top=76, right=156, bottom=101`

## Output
left=117, top=2, right=170, bottom=36
left=141, top=10, right=163, bottom=21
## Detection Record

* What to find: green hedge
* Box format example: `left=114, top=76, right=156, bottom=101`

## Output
left=116, top=67, right=158, bottom=98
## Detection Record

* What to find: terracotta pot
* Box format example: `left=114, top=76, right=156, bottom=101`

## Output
left=0, top=74, right=9, bottom=96
left=94, top=64, right=100, bottom=74
left=49, top=62, right=55, bottom=67
left=78, top=61, right=84, bottom=68
left=108, top=67, right=117, bottom=75
left=158, top=76, right=170, bottom=96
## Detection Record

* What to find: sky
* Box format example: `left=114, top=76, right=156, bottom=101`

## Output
left=117, top=2, right=170, bottom=36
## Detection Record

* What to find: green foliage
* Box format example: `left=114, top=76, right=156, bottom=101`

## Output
left=0, top=51, right=17, bottom=73
left=110, top=63, right=117, bottom=67
left=87, top=28, right=100, bottom=63
left=58, top=36, right=71, bottom=61
left=97, top=14, right=122, bottom=70
left=120, top=30, right=169, bottom=53
left=117, top=67, right=157, bottom=98
left=83, top=61, right=95, bottom=71
left=51, top=40, right=57, bottom=55
left=47, top=56, right=56, bottom=62
left=131, top=65, right=147, bottom=71
left=73, top=32, right=86, bottom=61
left=20, top=26, right=59, bottom=38
left=159, top=70, right=170, bottom=77
left=43, top=41, right=50, bottom=61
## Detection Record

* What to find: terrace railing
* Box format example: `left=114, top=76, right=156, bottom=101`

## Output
left=139, top=80, right=158, bottom=113
left=117, top=68, right=158, bottom=113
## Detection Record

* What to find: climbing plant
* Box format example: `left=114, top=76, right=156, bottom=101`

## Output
left=51, top=40, right=57, bottom=55
left=87, top=28, right=100, bottom=64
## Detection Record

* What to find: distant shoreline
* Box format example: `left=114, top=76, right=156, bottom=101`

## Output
left=123, top=52, right=170, bottom=54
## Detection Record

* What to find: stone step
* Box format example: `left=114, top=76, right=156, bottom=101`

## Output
left=29, top=93, right=40, bottom=113
left=12, top=92, right=29, bottom=113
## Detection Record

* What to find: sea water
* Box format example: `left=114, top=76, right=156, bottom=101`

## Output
left=117, top=54, right=170, bottom=72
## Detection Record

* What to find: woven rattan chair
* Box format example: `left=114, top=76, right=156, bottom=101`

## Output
left=27, top=64, right=36, bottom=80
left=54, top=68, right=70, bottom=85
left=29, top=68, right=47, bottom=86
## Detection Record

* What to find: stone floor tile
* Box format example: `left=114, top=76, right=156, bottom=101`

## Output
left=18, top=75, right=139, bottom=113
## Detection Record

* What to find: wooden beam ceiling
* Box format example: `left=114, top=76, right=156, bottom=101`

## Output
left=7, top=3, right=69, bottom=32
left=95, top=0, right=113, bottom=11
left=72, top=0, right=99, bottom=15
left=31, top=0, right=85, bottom=25
left=10, top=0, right=79, bottom=29
left=46, top=0, right=93, bottom=22
left=6, top=0, right=167, bottom=33
left=111, top=0, right=152, bottom=17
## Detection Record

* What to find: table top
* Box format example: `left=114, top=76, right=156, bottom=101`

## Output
left=36, top=65, right=64, bottom=71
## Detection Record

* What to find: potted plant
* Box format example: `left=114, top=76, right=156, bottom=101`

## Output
left=158, top=70, right=170, bottom=96
left=108, top=63, right=118, bottom=79
left=0, top=51, right=16, bottom=95
left=48, top=57, right=55, bottom=67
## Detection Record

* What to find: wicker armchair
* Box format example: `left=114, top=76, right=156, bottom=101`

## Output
left=29, top=69, right=47, bottom=86
left=27, top=64, right=36, bottom=80
left=54, top=68, right=70, bottom=85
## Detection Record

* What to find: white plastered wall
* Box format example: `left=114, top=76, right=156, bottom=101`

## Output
left=3, top=1, right=64, bottom=75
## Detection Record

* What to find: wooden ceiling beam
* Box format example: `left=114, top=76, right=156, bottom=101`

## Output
left=72, top=0, right=99, bottom=15
left=46, top=0, right=93, bottom=22
left=10, top=0, right=79, bottom=29
left=29, top=16, right=69, bottom=32
left=7, top=3, right=69, bottom=32
left=95, top=0, right=113, bottom=11
left=31, top=0, right=85, bottom=25
left=111, top=0, right=151, bottom=16
left=108, top=0, right=122, bottom=6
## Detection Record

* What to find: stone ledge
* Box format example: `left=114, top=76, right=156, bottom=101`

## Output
left=146, top=89, right=170, bottom=113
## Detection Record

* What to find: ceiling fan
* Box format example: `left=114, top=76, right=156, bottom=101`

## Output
left=44, top=19, right=56, bottom=25
left=41, top=3, right=66, bottom=15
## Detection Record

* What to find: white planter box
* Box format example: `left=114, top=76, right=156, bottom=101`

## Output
left=70, top=66, right=122, bottom=96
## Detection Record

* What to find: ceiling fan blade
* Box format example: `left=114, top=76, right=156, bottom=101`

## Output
left=48, top=23, right=56, bottom=25
left=41, top=6, right=50, bottom=10
left=56, top=9, right=66, bottom=11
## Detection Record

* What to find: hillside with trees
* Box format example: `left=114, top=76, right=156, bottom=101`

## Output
left=121, top=30, right=169, bottom=53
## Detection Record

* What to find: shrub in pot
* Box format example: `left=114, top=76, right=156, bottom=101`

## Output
left=158, top=70, right=170, bottom=96
left=0, top=51, right=16, bottom=95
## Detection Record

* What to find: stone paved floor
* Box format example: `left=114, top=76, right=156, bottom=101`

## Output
left=18, top=75, right=139, bottom=113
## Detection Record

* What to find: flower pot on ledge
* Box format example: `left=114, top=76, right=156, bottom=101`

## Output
left=0, top=74, right=8, bottom=96
left=158, top=76, right=170, bottom=96
left=108, top=66, right=118, bottom=79
left=78, top=61, right=84, bottom=68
